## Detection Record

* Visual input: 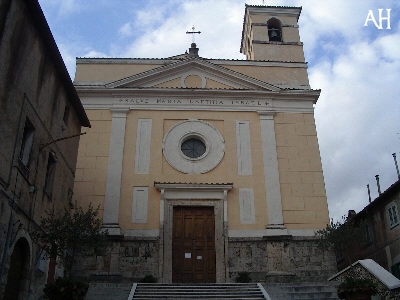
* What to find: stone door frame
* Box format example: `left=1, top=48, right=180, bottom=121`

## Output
left=154, top=183, right=232, bottom=283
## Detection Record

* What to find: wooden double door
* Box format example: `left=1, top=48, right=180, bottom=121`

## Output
left=172, top=206, right=216, bottom=283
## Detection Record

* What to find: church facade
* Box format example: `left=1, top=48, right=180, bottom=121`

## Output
left=73, top=5, right=336, bottom=283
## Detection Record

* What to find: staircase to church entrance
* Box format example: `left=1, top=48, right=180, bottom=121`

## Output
left=85, top=282, right=268, bottom=299
left=85, top=281, right=340, bottom=299
left=131, top=283, right=268, bottom=299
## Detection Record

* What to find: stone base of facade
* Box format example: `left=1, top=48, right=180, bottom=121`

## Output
left=228, top=236, right=337, bottom=283
left=72, top=235, right=337, bottom=284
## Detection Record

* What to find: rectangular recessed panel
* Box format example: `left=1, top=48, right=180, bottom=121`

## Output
left=239, top=188, right=255, bottom=224
left=134, top=119, right=152, bottom=174
left=236, top=121, right=253, bottom=175
left=132, top=187, right=148, bottom=223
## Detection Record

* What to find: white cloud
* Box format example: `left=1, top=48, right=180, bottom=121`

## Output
left=56, top=43, right=76, bottom=79
left=39, top=0, right=83, bottom=17
left=82, top=50, right=109, bottom=58
left=122, top=0, right=246, bottom=59
left=311, top=27, right=400, bottom=220
left=118, top=23, right=133, bottom=38
left=55, top=43, right=109, bottom=79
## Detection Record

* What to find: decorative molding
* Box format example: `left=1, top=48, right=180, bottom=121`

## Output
left=180, top=72, right=206, bottom=88
left=105, top=59, right=280, bottom=91
left=76, top=57, right=306, bottom=68
left=121, top=229, right=159, bottom=238
left=76, top=88, right=319, bottom=113
left=154, top=182, right=233, bottom=199
left=252, top=40, right=303, bottom=46
left=228, top=229, right=266, bottom=238
left=287, top=229, right=317, bottom=237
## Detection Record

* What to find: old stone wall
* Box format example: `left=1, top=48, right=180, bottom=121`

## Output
left=228, top=236, right=337, bottom=283
left=73, top=238, right=160, bottom=282
left=74, top=236, right=336, bottom=284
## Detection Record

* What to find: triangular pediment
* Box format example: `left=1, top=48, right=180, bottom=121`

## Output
left=105, top=58, right=280, bottom=91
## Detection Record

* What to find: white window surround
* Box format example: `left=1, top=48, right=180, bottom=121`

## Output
left=162, top=119, right=225, bottom=174
left=387, top=202, right=399, bottom=229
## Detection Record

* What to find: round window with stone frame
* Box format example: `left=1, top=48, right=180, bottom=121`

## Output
left=162, top=120, right=225, bottom=174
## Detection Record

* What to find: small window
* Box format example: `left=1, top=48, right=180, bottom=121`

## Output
left=267, top=18, right=282, bottom=42
left=44, top=151, right=57, bottom=198
left=387, top=203, right=399, bottom=229
left=19, top=119, right=35, bottom=166
left=364, top=222, right=374, bottom=244
left=181, top=137, right=206, bottom=159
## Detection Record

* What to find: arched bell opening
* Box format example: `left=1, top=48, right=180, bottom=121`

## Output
left=267, top=18, right=282, bottom=42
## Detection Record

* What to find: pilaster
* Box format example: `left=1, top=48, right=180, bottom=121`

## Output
left=258, top=112, right=288, bottom=236
left=103, top=108, right=128, bottom=235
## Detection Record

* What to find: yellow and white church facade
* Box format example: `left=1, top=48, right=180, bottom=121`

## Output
left=72, top=5, right=336, bottom=283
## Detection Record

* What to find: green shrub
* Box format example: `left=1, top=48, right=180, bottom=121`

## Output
left=337, top=277, right=378, bottom=299
left=139, top=275, right=157, bottom=283
left=235, top=271, right=251, bottom=283
left=43, top=277, right=89, bottom=300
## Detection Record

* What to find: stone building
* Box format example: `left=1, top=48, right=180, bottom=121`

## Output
left=0, top=0, right=90, bottom=298
left=73, top=5, right=336, bottom=283
left=337, top=178, right=400, bottom=277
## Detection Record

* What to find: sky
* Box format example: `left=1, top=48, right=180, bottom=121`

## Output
left=38, top=0, right=400, bottom=222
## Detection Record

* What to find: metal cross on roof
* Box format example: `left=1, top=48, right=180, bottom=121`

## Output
left=186, top=25, right=201, bottom=43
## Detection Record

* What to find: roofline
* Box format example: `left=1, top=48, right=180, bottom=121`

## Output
left=75, top=57, right=308, bottom=66
left=26, top=0, right=90, bottom=127
left=355, top=179, right=400, bottom=216
left=244, top=4, right=303, bottom=19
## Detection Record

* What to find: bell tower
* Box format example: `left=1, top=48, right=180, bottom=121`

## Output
left=241, top=5, right=306, bottom=62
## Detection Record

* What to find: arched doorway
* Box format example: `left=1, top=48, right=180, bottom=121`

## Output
left=3, top=238, right=30, bottom=300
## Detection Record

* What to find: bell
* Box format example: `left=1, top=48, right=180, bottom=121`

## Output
left=270, top=29, right=280, bottom=41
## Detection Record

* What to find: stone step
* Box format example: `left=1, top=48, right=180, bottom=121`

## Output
left=132, top=283, right=267, bottom=299
left=85, top=282, right=132, bottom=300
left=85, top=282, right=339, bottom=300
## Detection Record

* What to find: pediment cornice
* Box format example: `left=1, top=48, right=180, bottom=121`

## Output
left=103, top=58, right=281, bottom=92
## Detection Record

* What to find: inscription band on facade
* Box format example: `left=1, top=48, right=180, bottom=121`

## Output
left=118, top=97, right=272, bottom=107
